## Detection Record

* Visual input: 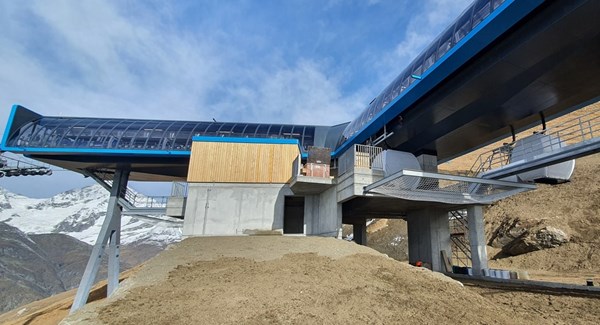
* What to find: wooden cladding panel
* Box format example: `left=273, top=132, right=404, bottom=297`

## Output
left=187, top=142, right=299, bottom=183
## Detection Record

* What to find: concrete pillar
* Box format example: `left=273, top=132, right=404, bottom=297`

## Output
left=303, top=187, right=342, bottom=237
left=416, top=154, right=438, bottom=172
left=467, top=205, right=489, bottom=276
left=406, top=208, right=451, bottom=272
left=353, top=220, right=367, bottom=245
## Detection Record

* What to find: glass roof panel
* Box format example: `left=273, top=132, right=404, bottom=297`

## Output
left=6, top=116, right=319, bottom=153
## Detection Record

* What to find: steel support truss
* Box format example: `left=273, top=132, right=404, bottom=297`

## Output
left=70, top=169, right=129, bottom=313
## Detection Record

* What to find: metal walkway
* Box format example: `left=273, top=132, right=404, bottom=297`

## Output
left=85, top=169, right=182, bottom=217
left=474, top=111, right=600, bottom=180
left=364, top=169, right=535, bottom=205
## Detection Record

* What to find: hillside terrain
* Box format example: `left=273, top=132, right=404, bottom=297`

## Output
left=485, top=153, right=600, bottom=283
left=0, top=185, right=182, bottom=313
left=367, top=153, right=600, bottom=283
left=61, top=237, right=553, bottom=324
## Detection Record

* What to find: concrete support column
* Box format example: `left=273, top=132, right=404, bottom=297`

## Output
left=304, top=194, right=318, bottom=235
left=71, top=169, right=129, bottom=314
left=467, top=205, right=489, bottom=276
left=107, top=215, right=121, bottom=296
left=303, top=187, right=342, bottom=237
left=406, top=208, right=451, bottom=272
left=416, top=154, right=438, bottom=172
left=353, top=220, right=367, bottom=246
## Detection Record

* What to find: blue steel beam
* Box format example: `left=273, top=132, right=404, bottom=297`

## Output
left=333, top=0, right=545, bottom=158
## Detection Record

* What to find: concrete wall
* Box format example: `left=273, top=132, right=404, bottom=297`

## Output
left=182, top=183, right=292, bottom=236
left=406, top=208, right=451, bottom=272
left=166, top=197, right=186, bottom=218
left=337, top=167, right=384, bottom=203
left=304, top=186, right=342, bottom=237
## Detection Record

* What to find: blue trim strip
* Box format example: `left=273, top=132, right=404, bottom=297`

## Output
left=0, top=146, right=192, bottom=157
left=192, top=136, right=299, bottom=145
left=332, top=0, right=544, bottom=158
left=1, top=105, right=19, bottom=149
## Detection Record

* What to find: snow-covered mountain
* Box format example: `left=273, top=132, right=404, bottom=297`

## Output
left=0, top=185, right=182, bottom=246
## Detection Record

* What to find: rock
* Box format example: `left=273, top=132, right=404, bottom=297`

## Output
left=536, top=226, right=569, bottom=246
left=488, top=217, right=570, bottom=256
left=488, top=217, right=536, bottom=248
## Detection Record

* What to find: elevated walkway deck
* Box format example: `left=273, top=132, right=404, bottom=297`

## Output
left=86, top=169, right=187, bottom=218
left=475, top=110, right=600, bottom=180
left=363, top=169, right=535, bottom=205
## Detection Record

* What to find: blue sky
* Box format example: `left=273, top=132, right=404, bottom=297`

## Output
left=0, top=0, right=471, bottom=197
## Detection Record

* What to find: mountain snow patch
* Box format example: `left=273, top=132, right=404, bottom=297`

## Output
left=0, top=185, right=182, bottom=246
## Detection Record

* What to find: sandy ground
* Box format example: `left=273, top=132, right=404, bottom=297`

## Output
left=4, top=237, right=599, bottom=325
left=465, top=285, right=600, bottom=325
left=0, top=268, right=138, bottom=325
left=61, top=236, right=551, bottom=325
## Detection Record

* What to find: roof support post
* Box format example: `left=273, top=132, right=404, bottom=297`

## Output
left=466, top=205, right=489, bottom=276
left=352, top=219, right=367, bottom=246
left=406, top=208, right=451, bottom=272
left=70, top=169, right=129, bottom=314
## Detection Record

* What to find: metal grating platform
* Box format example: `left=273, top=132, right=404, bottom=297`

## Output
left=364, top=169, right=536, bottom=205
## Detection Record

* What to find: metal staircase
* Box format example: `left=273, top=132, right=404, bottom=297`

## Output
left=467, top=143, right=513, bottom=177
left=469, top=110, right=600, bottom=179
left=449, top=210, right=472, bottom=267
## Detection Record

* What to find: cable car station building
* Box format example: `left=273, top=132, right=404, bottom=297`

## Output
left=2, top=0, right=600, bottom=312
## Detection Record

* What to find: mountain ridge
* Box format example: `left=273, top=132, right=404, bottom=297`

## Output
left=0, top=185, right=182, bottom=313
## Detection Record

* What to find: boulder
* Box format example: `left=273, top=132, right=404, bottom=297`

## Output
left=488, top=217, right=570, bottom=256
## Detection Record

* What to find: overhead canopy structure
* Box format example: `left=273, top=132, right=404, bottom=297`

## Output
left=1, top=106, right=339, bottom=180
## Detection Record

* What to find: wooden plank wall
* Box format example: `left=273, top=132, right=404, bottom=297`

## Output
left=187, top=141, right=300, bottom=183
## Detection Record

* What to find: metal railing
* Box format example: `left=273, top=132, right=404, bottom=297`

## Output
left=467, top=143, right=513, bottom=176
left=338, top=144, right=383, bottom=176
left=364, top=169, right=535, bottom=205
left=123, top=191, right=169, bottom=209
left=90, top=170, right=169, bottom=210
left=469, top=110, right=600, bottom=176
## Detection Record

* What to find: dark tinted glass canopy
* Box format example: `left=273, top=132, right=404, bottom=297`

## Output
left=5, top=114, right=318, bottom=152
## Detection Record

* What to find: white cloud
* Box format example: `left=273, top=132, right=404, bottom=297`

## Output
left=0, top=0, right=367, bottom=128
left=215, top=59, right=366, bottom=125
left=0, top=0, right=228, bottom=123
left=0, top=0, right=473, bottom=197
left=377, top=0, right=472, bottom=83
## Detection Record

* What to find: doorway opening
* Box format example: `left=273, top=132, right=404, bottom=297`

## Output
left=283, top=196, right=305, bottom=234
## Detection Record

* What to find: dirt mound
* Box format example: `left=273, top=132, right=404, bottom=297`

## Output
left=365, top=219, right=409, bottom=261
left=484, top=153, right=600, bottom=276
left=0, top=267, right=139, bottom=325
left=62, top=236, right=541, bottom=324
